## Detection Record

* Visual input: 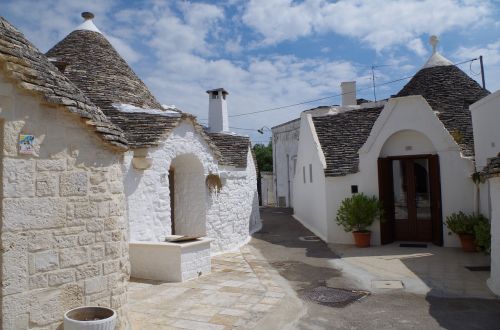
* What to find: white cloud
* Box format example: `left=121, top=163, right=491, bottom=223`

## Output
left=407, top=38, right=427, bottom=57
left=243, top=0, right=492, bottom=51
left=454, top=40, right=500, bottom=90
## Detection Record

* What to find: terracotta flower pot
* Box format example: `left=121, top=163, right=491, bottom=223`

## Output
left=353, top=231, right=371, bottom=248
left=458, top=233, right=477, bottom=252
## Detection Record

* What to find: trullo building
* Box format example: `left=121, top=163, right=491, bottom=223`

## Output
left=46, top=13, right=260, bottom=281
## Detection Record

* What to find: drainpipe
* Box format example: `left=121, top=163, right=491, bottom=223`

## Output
left=287, top=154, right=291, bottom=207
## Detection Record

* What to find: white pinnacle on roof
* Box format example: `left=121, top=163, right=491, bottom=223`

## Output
left=422, top=35, right=453, bottom=69
left=74, top=12, right=102, bottom=34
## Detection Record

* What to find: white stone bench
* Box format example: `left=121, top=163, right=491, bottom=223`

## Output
left=130, top=238, right=212, bottom=282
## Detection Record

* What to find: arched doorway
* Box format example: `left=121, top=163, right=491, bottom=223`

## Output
left=378, top=130, right=443, bottom=245
left=168, top=154, right=206, bottom=237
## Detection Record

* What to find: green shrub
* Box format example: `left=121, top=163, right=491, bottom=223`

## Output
left=445, top=212, right=477, bottom=235
left=336, top=193, right=383, bottom=233
left=474, top=216, right=491, bottom=254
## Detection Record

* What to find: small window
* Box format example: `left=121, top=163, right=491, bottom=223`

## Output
left=303, top=166, right=306, bottom=184
left=309, top=164, right=313, bottom=183
left=351, top=185, right=358, bottom=194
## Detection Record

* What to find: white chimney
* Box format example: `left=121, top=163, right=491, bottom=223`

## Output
left=207, top=88, right=229, bottom=133
left=341, top=81, right=356, bottom=107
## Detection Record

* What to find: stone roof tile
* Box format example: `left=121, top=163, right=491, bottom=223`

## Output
left=0, top=17, right=128, bottom=150
left=396, top=65, right=490, bottom=157
left=312, top=107, right=383, bottom=177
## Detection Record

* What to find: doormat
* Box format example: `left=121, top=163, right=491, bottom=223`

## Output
left=400, top=243, right=428, bottom=248
left=300, top=286, right=370, bottom=308
left=465, top=266, right=491, bottom=272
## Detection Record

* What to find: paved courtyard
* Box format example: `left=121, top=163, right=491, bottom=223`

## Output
left=128, top=208, right=500, bottom=329
left=128, top=248, right=286, bottom=329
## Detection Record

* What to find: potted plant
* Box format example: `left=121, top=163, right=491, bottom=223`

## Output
left=64, top=306, right=116, bottom=330
left=336, top=193, right=383, bottom=247
left=474, top=216, right=491, bottom=254
left=445, top=212, right=485, bottom=252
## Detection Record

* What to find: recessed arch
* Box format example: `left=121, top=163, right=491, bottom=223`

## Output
left=169, top=153, right=206, bottom=236
left=380, top=129, right=436, bottom=158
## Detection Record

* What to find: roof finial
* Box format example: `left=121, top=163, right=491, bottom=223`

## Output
left=429, top=35, right=439, bottom=54
left=81, top=12, right=95, bottom=20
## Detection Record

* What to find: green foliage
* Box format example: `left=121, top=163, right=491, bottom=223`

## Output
left=445, top=212, right=484, bottom=235
left=474, top=216, right=491, bottom=254
left=336, top=193, right=383, bottom=233
left=253, top=141, right=273, bottom=172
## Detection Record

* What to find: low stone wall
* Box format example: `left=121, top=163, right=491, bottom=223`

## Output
left=1, top=79, right=129, bottom=329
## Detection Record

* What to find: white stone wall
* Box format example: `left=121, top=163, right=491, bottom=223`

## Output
left=126, top=122, right=260, bottom=253
left=0, top=77, right=129, bottom=329
left=292, top=114, right=328, bottom=241
left=488, top=176, right=500, bottom=296
left=207, top=149, right=261, bottom=252
left=260, top=171, right=275, bottom=206
left=293, top=96, right=475, bottom=247
left=272, top=119, right=300, bottom=207
left=180, top=243, right=211, bottom=281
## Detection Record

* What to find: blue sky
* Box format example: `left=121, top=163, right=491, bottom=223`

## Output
left=3, top=0, right=500, bottom=144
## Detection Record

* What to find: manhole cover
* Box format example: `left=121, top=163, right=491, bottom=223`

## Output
left=300, top=286, right=370, bottom=307
left=299, top=236, right=321, bottom=242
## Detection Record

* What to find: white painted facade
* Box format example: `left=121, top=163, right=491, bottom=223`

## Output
left=293, top=114, right=328, bottom=241
left=260, top=171, right=275, bottom=206
left=125, top=120, right=260, bottom=254
left=487, top=176, right=500, bottom=296
left=293, top=96, right=477, bottom=247
left=0, top=75, right=129, bottom=329
left=272, top=119, right=300, bottom=207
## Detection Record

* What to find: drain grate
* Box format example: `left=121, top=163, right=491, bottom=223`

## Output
left=300, top=286, right=370, bottom=307
left=299, top=235, right=321, bottom=242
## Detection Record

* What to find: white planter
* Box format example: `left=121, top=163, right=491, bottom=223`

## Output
left=64, top=306, right=116, bottom=330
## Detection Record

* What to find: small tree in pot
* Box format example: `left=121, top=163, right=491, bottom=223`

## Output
left=336, top=193, right=383, bottom=247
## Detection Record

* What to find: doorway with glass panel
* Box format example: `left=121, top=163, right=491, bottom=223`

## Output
left=378, top=155, right=443, bottom=245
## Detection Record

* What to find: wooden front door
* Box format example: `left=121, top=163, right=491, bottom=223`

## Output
left=378, top=155, right=442, bottom=245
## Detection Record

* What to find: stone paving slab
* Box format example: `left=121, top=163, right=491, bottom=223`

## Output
left=128, top=249, right=286, bottom=329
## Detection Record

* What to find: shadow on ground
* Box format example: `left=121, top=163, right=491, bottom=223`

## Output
left=252, top=207, right=500, bottom=329
left=253, top=207, right=338, bottom=259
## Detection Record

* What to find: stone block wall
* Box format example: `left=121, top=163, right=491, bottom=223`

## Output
left=206, top=149, right=261, bottom=253
left=0, top=78, right=129, bottom=329
left=126, top=122, right=261, bottom=253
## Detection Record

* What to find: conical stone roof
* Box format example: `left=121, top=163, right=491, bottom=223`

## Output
left=397, top=54, right=489, bottom=157
left=45, top=14, right=198, bottom=148
left=0, top=16, right=127, bottom=150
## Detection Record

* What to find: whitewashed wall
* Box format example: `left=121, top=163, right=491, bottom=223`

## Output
left=207, top=149, right=261, bottom=252
left=260, top=171, right=275, bottom=206
left=357, top=96, right=475, bottom=247
left=0, top=76, right=129, bottom=329
left=293, top=96, right=475, bottom=247
left=471, top=90, right=500, bottom=217
left=125, top=121, right=260, bottom=253
left=292, top=114, right=328, bottom=241
left=487, top=176, right=500, bottom=296
left=272, top=119, right=300, bottom=207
